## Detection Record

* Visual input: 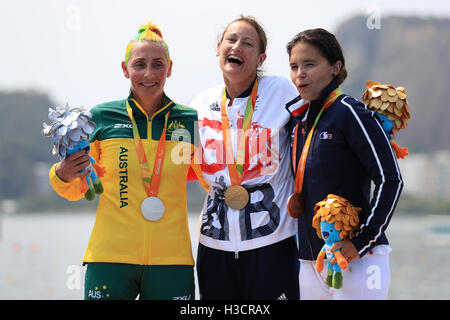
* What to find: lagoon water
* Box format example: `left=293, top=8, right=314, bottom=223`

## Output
left=0, top=212, right=449, bottom=300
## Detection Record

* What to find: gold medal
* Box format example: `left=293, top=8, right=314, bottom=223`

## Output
left=224, top=185, right=249, bottom=210
left=220, top=80, right=258, bottom=212
left=287, top=192, right=304, bottom=218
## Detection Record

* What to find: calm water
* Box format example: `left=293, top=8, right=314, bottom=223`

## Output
left=0, top=212, right=449, bottom=300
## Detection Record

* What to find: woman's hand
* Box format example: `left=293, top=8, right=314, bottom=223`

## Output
left=330, top=240, right=360, bottom=264
left=55, top=151, right=91, bottom=183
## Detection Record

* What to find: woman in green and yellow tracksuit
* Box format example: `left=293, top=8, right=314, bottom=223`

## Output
left=49, top=21, right=197, bottom=300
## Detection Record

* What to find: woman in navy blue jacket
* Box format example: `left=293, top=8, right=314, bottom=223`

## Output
left=286, top=28, right=403, bottom=299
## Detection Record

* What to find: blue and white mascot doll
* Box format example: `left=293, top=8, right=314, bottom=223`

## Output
left=312, top=194, right=361, bottom=289
left=42, top=105, right=104, bottom=200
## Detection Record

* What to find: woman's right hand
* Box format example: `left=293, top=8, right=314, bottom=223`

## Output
left=55, top=151, right=91, bottom=183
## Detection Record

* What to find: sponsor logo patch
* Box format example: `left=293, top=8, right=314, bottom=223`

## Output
left=319, top=131, right=333, bottom=140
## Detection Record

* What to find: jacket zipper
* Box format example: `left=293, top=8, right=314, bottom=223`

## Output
left=232, top=207, right=240, bottom=259
left=302, top=117, right=316, bottom=260
left=142, top=115, right=151, bottom=264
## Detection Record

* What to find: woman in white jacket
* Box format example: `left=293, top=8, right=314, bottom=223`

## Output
left=189, top=15, right=300, bottom=300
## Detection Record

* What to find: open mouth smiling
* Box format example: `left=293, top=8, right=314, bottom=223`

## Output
left=227, top=55, right=244, bottom=65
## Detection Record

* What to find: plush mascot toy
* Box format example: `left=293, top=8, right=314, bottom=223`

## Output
left=42, top=105, right=105, bottom=201
left=362, top=80, right=411, bottom=159
left=312, top=194, right=361, bottom=289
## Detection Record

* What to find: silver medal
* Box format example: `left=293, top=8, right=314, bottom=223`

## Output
left=141, top=197, right=165, bottom=221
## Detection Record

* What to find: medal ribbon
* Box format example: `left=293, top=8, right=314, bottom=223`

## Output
left=292, top=88, right=343, bottom=193
left=220, top=79, right=259, bottom=185
left=126, top=99, right=172, bottom=197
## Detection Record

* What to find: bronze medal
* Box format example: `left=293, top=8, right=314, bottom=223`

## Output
left=289, top=89, right=343, bottom=219
left=287, top=192, right=304, bottom=218
left=224, top=185, right=249, bottom=210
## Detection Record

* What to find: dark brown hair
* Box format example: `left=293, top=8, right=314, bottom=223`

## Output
left=286, top=28, right=347, bottom=85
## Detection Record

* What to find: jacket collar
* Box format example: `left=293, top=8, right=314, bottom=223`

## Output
left=127, top=91, right=174, bottom=120
left=304, top=80, right=339, bottom=127
left=285, top=79, right=339, bottom=122
left=309, top=79, right=339, bottom=111
left=225, top=77, right=257, bottom=99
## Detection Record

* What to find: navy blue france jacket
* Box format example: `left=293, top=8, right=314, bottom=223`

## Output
left=287, top=81, right=403, bottom=260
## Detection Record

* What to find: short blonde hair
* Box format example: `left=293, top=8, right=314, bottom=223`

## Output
left=312, top=194, right=360, bottom=240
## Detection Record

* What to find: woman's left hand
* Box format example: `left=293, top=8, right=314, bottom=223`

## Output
left=330, top=240, right=360, bottom=264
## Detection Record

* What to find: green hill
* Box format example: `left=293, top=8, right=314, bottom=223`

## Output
left=0, top=90, right=56, bottom=199
left=1, top=14, right=449, bottom=210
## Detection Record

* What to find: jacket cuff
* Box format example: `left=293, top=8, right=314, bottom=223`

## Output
left=49, top=163, right=83, bottom=201
left=350, top=235, right=372, bottom=258
left=49, top=163, right=70, bottom=187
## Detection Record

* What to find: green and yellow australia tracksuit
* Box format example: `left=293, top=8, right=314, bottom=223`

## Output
left=49, top=93, right=198, bottom=299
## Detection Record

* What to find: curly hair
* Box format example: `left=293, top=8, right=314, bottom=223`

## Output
left=312, top=194, right=360, bottom=240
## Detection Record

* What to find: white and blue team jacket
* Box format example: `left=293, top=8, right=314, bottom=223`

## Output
left=190, top=76, right=299, bottom=254
left=287, top=80, right=403, bottom=260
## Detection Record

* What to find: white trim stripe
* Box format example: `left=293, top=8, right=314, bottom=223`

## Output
left=341, top=97, right=402, bottom=255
